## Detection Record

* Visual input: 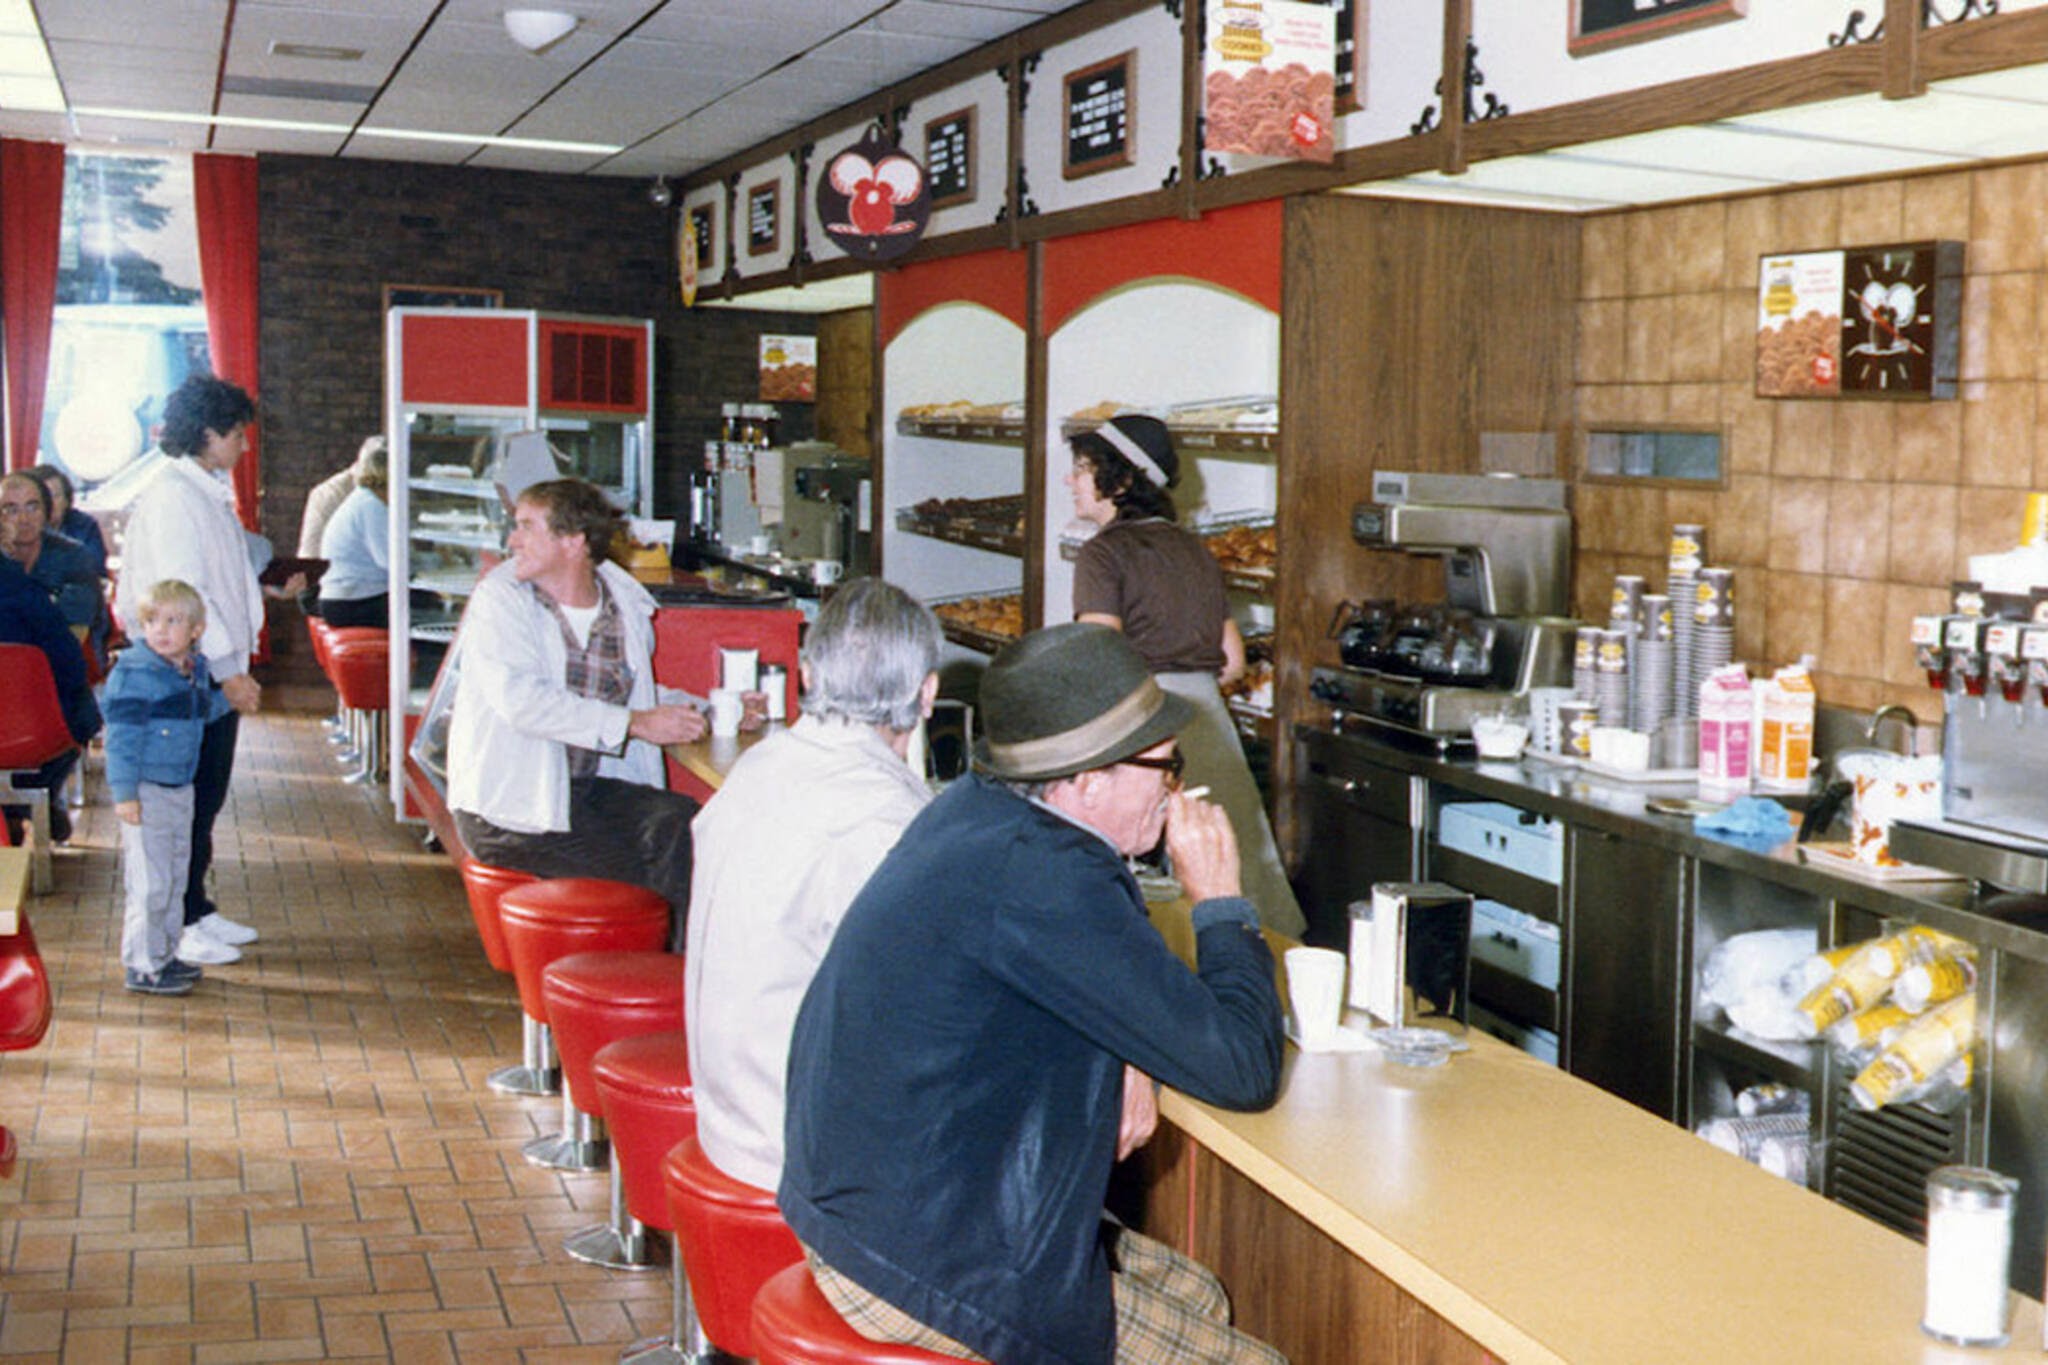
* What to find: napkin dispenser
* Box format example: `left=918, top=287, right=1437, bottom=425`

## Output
left=1349, top=882, right=1472, bottom=1027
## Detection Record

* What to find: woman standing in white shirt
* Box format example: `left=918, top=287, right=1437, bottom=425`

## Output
left=116, top=376, right=298, bottom=967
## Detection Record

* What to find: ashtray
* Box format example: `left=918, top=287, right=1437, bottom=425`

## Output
left=1364, top=1027, right=1468, bottom=1068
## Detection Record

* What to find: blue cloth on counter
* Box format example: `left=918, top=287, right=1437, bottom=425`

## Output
left=1694, top=795, right=1795, bottom=851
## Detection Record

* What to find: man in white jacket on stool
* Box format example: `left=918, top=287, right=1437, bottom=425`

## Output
left=447, top=477, right=726, bottom=949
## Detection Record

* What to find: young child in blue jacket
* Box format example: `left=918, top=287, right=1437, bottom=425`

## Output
left=105, top=579, right=227, bottom=995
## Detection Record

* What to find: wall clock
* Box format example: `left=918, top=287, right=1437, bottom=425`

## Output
left=1840, top=244, right=1959, bottom=397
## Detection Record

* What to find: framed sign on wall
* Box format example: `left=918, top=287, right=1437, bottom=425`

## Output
left=747, top=182, right=780, bottom=258
left=689, top=202, right=717, bottom=271
left=1064, top=51, right=1135, bottom=179
left=1754, top=240, right=1963, bottom=401
left=925, top=107, right=976, bottom=209
left=1335, top=0, right=1365, bottom=114
left=1569, top=0, right=1745, bottom=57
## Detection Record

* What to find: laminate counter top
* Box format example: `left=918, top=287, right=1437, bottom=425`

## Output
left=1160, top=1023, right=2045, bottom=1364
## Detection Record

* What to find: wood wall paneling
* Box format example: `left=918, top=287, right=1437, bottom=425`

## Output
left=1130, top=1127, right=1502, bottom=1365
left=814, top=307, right=875, bottom=458
left=1273, top=195, right=1579, bottom=860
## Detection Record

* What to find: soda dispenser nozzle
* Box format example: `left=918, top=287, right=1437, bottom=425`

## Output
left=1945, top=617, right=1988, bottom=698
left=1986, top=621, right=2026, bottom=705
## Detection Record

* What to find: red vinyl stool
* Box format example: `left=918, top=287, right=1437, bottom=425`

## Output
left=495, top=879, right=669, bottom=1163
left=455, top=856, right=533, bottom=973
left=307, top=617, right=348, bottom=746
left=0, top=909, right=55, bottom=1181
left=592, top=1030, right=702, bottom=1364
left=324, top=627, right=389, bottom=784
left=751, top=1262, right=956, bottom=1365
left=663, top=1136, right=802, bottom=1358
left=545, top=949, right=685, bottom=1270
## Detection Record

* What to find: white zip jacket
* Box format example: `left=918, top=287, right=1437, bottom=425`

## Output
left=446, top=558, right=667, bottom=834
left=114, top=456, right=265, bottom=681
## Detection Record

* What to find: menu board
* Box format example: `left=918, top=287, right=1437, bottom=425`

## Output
left=925, top=108, right=975, bottom=208
left=1335, top=0, right=1363, bottom=113
left=1570, top=0, right=1745, bottom=55
left=747, top=182, right=779, bottom=257
left=689, top=203, right=716, bottom=270
left=1064, top=51, right=1134, bottom=179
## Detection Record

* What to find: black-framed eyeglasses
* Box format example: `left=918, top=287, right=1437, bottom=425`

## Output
left=1120, top=749, right=1184, bottom=785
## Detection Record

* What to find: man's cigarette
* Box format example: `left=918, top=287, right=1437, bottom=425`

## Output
left=1182, top=786, right=1211, bottom=800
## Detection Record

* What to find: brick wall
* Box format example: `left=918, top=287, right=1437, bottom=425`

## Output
left=1575, top=160, right=2048, bottom=723
left=255, top=153, right=814, bottom=690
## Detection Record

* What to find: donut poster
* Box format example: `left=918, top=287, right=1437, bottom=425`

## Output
left=1203, top=0, right=1337, bottom=163
left=1755, top=250, right=1842, bottom=398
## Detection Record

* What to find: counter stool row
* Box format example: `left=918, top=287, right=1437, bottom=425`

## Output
left=305, top=617, right=389, bottom=785
left=454, top=869, right=948, bottom=1363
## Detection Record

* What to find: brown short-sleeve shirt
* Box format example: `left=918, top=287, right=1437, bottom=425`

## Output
left=1072, top=518, right=1227, bottom=674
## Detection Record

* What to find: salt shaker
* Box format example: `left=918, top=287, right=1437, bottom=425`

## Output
left=1922, top=1165, right=2017, bottom=1346
left=760, top=663, right=788, bottom=721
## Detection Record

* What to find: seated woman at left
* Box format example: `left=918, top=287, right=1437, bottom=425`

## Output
left=1, top=471, right=103, bottom=642
left=316, top=442, right=391, bottom=629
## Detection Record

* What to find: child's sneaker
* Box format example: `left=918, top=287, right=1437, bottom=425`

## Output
left=125, top=967, right=197, bottom=996
left=160, top=960, right=204, bottom=987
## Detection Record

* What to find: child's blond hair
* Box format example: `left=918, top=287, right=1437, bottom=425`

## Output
left=137, top=578, right=206, bottom=628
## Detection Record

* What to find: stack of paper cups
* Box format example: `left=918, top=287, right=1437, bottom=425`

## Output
left=1573, top=625, right=1600, bottom=701
left=1634, top=593, right=1673, bottom=731
left=1595, top=627, right=1630, bottom=728
left=1691, top=566, right=1736, bottom=703
left=1669, top=523, right=1706, bottom=719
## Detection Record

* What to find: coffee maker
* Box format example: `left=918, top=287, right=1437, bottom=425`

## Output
left=779, top=443, right=872, bottom=576
left=1310, top=472, right=1577, bottom=746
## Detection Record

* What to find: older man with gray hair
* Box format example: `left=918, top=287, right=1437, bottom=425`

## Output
left=683, top=576, right=943, bottom=1192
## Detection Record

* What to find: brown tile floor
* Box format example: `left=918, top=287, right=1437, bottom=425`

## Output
left=0, top=714, right=672, bottom=1362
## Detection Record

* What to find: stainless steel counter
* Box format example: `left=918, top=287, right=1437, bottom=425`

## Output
left=1301, top=723, right=2048, bottom=965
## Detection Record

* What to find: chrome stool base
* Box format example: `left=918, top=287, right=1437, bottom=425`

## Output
left=565, top=1152, right=661, bottom=1269
left=564, top=1219, right=663, bottom=1271
left=523, top=1098, right=606, bottom=1172
left=617, top=1236, right=715, bottom=1364
left=487, top=1018, right=559, bottom=1097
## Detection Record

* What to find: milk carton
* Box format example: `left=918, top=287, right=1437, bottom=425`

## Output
left=1699, top=664, right=1753, bottom=795
left=1754, top=663, right=1815, bottom=793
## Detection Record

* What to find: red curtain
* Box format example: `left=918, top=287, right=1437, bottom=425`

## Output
left=192, top=152, right=261, bottom=529
left=0, top=139, right=66, bottom=473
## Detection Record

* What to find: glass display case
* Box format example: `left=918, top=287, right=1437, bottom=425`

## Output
left=385, top=307, right=654, bottom=817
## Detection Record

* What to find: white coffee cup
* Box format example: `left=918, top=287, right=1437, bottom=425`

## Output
left=748, top=533, right=772, bottom=556
left=1284, top=946, right=1347, bottom=1046
left=812, top=559, right=843, bottom=586
left=709, top=688, right=744, bottom=737
left=719, top=646, right=759, bottom=692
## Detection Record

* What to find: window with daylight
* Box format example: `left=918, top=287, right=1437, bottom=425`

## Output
left=39, top=150, right=210, bottom=489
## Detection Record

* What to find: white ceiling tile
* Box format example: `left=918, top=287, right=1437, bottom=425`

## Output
left=461, top=144, right=616, bottom=174
left=38, top=0, right=224, bottom=52
left=205, top=122, right=348, bottom=153
left=0, top=109, right=69, bottom=139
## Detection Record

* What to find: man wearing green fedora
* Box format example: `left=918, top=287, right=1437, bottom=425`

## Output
left=779, top=622, right=1287, bottom=1365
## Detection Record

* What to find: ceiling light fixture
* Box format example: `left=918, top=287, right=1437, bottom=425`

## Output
left=269, top=41, right=366, bottom=62
left=503, top=9, right=579, bottom=54
left=69, top=105, right=621, bottom=156
left=648, top=175, right=673, bottom=208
